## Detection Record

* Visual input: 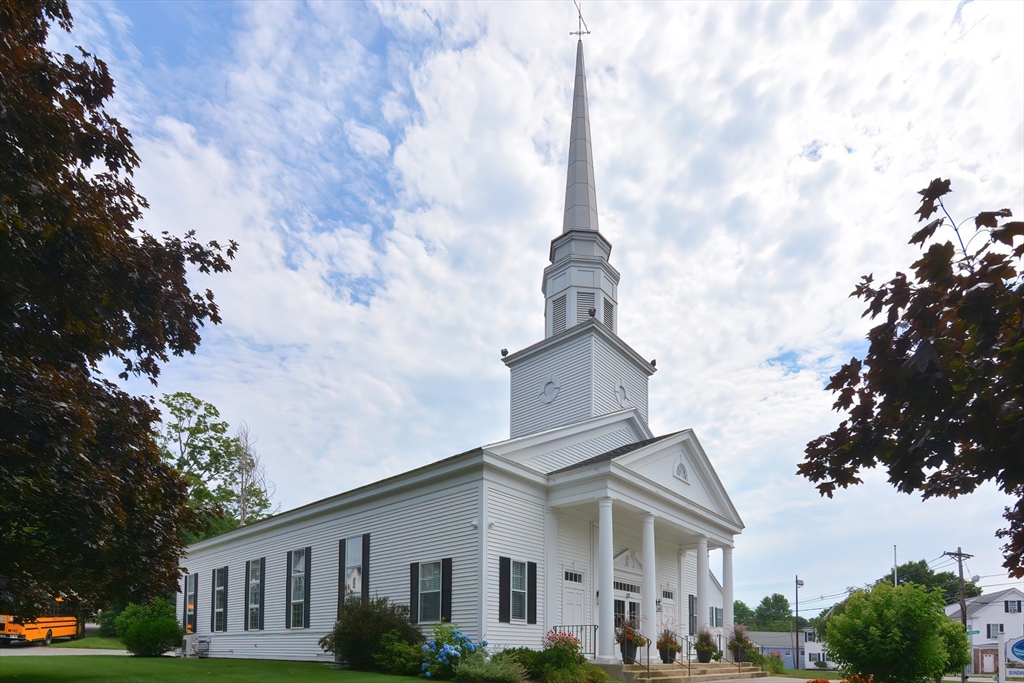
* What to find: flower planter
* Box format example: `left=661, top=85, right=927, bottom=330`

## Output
left=731, top=646, right=745, bottom=663
left=696, top=649, right=712, bottom=664
left=658, top=647, right=677, bottom=664
left=620, top=641, right=638, bottom=665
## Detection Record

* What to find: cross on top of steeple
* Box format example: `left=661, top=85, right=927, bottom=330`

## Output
left=570, top=0, right=590, bottom=38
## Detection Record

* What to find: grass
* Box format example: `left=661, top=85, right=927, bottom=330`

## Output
left=0, top=656, right=416, bottom=682
left=50, top=635, right=125, bottom=650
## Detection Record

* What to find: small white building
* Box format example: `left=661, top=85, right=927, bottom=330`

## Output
left=176, top=39, right=744, bottom=664
left=945, top=586, right=1024, bottom=673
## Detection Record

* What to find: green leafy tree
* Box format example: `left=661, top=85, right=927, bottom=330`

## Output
left=877, top=559, right=981, bottom=605
left=733, top=600, right=755, bottom=626
left=825, top=582, right=967, bottom=683
left=0, top=0, right=234, bottom=619
left=753, top=593, right=792, bottom=629
left=155, top=394, right=275, bottom=542
left=799, top=179, right=1024, bottom=577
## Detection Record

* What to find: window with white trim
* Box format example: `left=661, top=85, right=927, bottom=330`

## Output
left=214, top=567, right=227, bottom=631
left=564, top=571, right=583, bottom=584
left=291, top=548, right=306, bottom=628
left=419, top=561, right=442, bottom=623
left=344, top=536, right=362, bottom=602
left=511, top=560, right=527, bottom=621
left=987, top=623, right=1004, bottom=639
left=185, top=574, right=197, bottom=634
left=248, top=559, right=261, bottom=630
left=1006, top=600, right=1021, bottom=613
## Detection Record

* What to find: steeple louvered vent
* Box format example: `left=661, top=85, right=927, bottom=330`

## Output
left=603, top=300, right=614, bottom=331
left=552, top=295, right=567, bottom=334
left=577, top=292, right=595, bottom=324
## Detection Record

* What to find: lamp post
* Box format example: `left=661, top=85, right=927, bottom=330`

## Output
left=795, top=576, right=804, bottom=670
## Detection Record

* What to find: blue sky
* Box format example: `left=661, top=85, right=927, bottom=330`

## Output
left=63, top=0, right=1023, bottom=611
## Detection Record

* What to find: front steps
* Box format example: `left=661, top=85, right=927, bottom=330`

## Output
left=598, top=661, right=768, bottom=683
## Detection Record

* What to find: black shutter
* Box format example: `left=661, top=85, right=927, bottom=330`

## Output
left=338, top=539, right=346, bottom=619
left=259, top=557, right=265, bottom=631
left=194, top=574, right=198, bottom=633
left=409, top=563, right=419, bottom=624
left=441, top=557, right=453, bottom=623
left=182, top=576, right=188, bottom=629
left=303, top=546, right=312, bottom=628
left=361, top=534, right=370, bottom=603
left=211, top=568, right=217, bottom=632
left=244, top=561, right=250, bottom=631
left=527, top=561, right=537, bottom=624
left=223, top=567, right=229, bottom=632
left=285, top=551, right=292, bottom=629
left=498, top=556, right=511, bottom=623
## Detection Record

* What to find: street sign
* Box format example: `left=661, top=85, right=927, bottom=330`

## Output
left=968, top=630, right=980, bottom=635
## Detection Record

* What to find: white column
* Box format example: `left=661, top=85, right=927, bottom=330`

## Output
left=696, top=537, right=709, bottom=631
left=723, top=546, right=734, bottom=633
left=641, top=513, right=657, bottom=662
left=677, top=550, right=685, bottom=637
left=598, top=498, right=615, bottom=662
left=545, top=508, right=559, bottom=633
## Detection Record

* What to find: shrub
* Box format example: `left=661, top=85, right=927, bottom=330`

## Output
left=761, top=652, right=786, bottom=675
left=543, top=662, right=609, bottom=683
left=373, top=629, right=424, bottom=676
left=494, top=647, right=544, bottom=678
left=421, top=624, right=483, bottom=680
left=454, top=651, right=527, bottom=683
left=541, top=630, right=585, bottom=669
left=96, top=603, right=124, bottom=637
left=814, top=660, right=829, bottom=669
left=115, top=599, right=183, bottom=657
left=319, top=596, right=422, bottom=671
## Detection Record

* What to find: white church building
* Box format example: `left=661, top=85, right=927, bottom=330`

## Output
left=177, top=39, right=744, bottom=664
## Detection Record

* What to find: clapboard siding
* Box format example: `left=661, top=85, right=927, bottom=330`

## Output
left=178, top=480, right=481, bottom=661
left=526, top=427, right=634, bottom=473
left=592, top=335, right=649, bottom=424
left=555, top=514, right=593, bottom=627
left=510, top=335, right=593, bottom=438
left=484, top=483, right=546, bottom=649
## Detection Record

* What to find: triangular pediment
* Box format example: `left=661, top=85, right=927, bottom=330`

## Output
left=613, top=549, right=642, bottom=574
left=615, top=431, right=743, bottom=528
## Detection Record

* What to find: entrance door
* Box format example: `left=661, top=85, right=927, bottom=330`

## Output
left=660, top=600, right=676, bottom=634
left=614, top=599, right=641, bottom=626
left=563, top=587, right=584, bottom=625
left=983, top=653, right=995, bottom=672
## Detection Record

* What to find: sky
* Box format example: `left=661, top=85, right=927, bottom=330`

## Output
left=59, top=0, right=1023, bottom=613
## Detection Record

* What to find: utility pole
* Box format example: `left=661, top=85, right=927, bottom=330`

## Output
left=943, top=547, right=973, bottom=683
left=894, top=545, right=898, bottom=586
left=795, top=576, right=804, bottom=670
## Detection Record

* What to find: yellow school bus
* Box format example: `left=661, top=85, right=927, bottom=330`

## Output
left=0, top=598, right=83, bottom=645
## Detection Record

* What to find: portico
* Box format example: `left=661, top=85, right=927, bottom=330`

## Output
left=546, top=429, right=743, bottom=662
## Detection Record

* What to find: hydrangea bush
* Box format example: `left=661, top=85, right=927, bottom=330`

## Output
left=421, top=624, right=487, bottom=680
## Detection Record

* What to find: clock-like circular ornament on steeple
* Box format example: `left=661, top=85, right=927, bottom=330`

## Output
left=539, top=373, right=561, bottom=404
left=615, top=379, right=630, bottom=408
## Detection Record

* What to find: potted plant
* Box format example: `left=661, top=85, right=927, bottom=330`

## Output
left=728, top=624, right=750, bottom=662
left=694, top=626, right=716, bottom=664
left=656, top=629, right=680, bottom=664
left=615, top=619, right=648, bottom=665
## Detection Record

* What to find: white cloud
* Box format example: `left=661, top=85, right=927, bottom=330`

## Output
left=71, top=0, right=1023, bottom=606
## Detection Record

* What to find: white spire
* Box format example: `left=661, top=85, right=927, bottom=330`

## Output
left=562, top=39, right=599, bottom=233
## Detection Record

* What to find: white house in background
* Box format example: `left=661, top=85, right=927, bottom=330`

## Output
left=945, top=586, right=1024, bottom=674
left=176, top=39, right=744, bottom=664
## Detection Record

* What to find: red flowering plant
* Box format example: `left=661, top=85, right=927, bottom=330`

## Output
left=614, top=619, right=648, bottom=647
left=541, top=630, right=584, bottom=668
left=656, top=629, right=681, bottom=652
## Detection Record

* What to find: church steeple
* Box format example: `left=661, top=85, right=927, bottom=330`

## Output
left=502, top=38, right=655, bottom=440
left=542, top=39, right=619, bottom=339
left=563, top=40, right=599, bottom=233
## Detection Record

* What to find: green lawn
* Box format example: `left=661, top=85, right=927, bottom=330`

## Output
left=50, top=635, right=125, bottom=650
left=0, top=656, right=414, bottom=682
